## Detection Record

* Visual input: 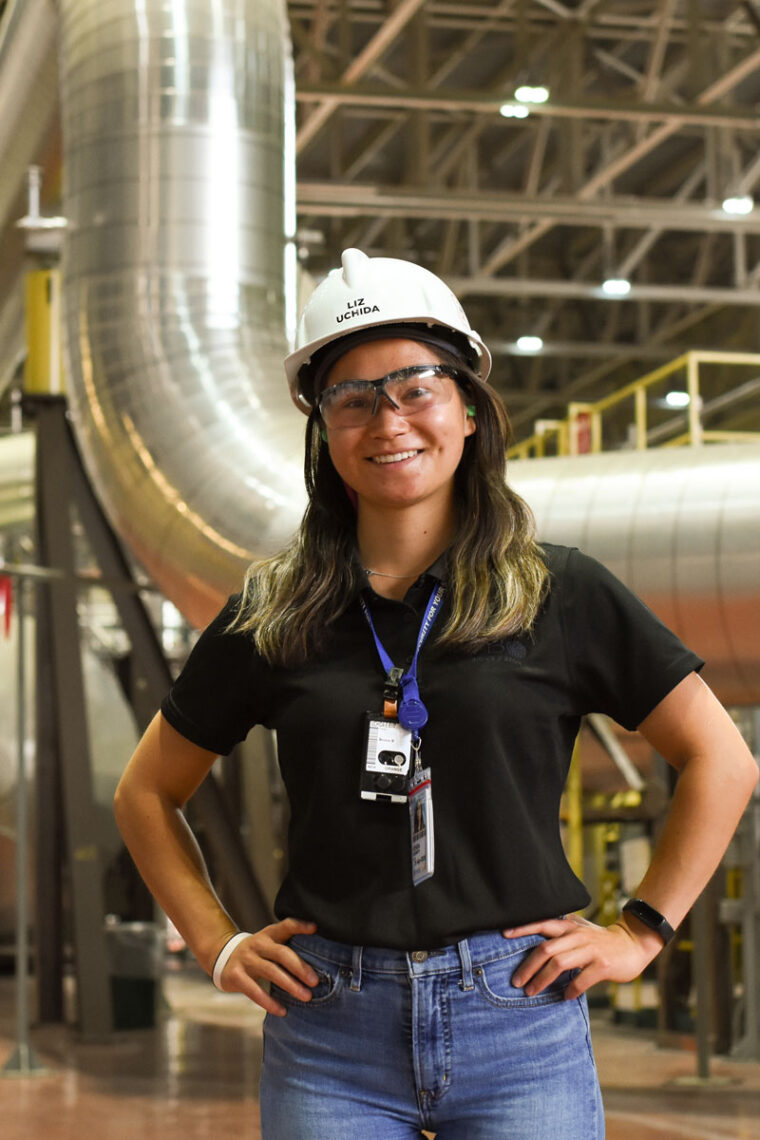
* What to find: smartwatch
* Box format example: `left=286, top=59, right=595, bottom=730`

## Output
left=622, top=898, right=675, bottom=946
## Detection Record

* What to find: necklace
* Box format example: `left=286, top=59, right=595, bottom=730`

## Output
left=364, top=567, right=420, bottom=580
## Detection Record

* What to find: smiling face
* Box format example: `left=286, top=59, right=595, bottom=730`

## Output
left=320, top=337, right=476, bottom=517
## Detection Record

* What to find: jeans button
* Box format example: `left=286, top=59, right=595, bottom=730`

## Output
left=411, top=950, right=428, bottom=963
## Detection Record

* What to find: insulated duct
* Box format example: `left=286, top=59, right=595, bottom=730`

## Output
left=58, top=0, right=304, bottom=629
left=509, top=443, right=760, bottom=707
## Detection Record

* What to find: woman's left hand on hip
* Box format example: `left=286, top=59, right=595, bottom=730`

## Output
left=503, top=914, right=662, bottom=999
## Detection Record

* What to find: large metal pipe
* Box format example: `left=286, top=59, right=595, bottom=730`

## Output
left=509, top=443, right=760, bottom=707
left=58, top=0, right=304, bottom=629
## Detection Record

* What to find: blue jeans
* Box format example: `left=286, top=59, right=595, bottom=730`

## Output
left=260, top=929, right=605, bottom=1138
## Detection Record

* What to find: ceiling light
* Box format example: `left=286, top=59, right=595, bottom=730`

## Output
left=664, top=391, right=690, bottom=408
left=515, top=85, right=550, bottom=104
left=499, top=103, right=530, bottom=119
left=601, top=277, right=632, bottom=297
left=721, top=195, right=754, bottom=216
left=516, top=335, right=543, bottom=352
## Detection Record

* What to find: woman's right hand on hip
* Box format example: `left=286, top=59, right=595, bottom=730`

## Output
left=215, top=918, right=319, bottom=1015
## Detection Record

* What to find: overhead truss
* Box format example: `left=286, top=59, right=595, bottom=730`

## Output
left=288, top=0, right=760, bottom=435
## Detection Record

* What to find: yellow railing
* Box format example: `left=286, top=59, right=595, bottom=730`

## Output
left=508, top=350, right=760, bottom=459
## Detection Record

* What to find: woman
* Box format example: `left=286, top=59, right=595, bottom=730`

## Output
left=115, top=248, right=757, bottom=1138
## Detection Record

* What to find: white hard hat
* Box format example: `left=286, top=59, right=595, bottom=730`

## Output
left=285, top=248, right=492, bottom=412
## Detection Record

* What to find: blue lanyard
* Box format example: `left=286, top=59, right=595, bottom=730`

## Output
left=359, top=583, right=445, bottom=734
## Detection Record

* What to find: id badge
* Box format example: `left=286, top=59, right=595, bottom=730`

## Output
left=361, top=714, right=412, bottom=803
left=408, top=767, right=434, bottom=885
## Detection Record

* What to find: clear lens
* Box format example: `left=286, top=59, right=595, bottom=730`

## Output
left=319, top=365, right=460, bottom=428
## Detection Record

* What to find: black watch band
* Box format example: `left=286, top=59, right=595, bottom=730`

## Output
left=622, top=898, right=675, bottom=946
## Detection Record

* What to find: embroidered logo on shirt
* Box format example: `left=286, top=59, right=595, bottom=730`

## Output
left=476, top=637, right=529, bottom=662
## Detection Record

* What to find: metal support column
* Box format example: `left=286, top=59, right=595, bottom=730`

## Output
left=34, top=560, right=65, bottom=1024
left=674, top=871, right=735, bottom=1086
left=692, top=889, right=714, bottom=1079
left=33, top=396, right=113, bottom=1040
left=27, top=392, right=273, bottom=1029
left=63, top=400, right=272, bottom=933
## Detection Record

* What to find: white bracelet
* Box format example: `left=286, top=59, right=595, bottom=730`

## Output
left=212, top=932, right=253, bottom=991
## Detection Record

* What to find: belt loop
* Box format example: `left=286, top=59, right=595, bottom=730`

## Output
left=350, top=945, right=363, bottom=992
left=457, top=938, right=474, bottom=991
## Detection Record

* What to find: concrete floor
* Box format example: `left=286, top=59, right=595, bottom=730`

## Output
left=1, top=969, right=758, bottom=1140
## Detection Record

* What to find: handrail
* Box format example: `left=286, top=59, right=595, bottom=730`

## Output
left=508, top=350, right=760, bottom=459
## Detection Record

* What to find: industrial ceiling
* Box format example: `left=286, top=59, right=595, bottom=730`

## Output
left=288, top=0, right=760, bottom=438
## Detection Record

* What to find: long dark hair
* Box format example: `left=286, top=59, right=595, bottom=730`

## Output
left=229, top=357, right=548, bottom=666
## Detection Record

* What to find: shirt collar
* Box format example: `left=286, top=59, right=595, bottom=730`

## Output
left=425, top=551, right=448, bottom=582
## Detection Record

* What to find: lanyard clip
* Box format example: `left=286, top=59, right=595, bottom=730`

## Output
left=384, top=665, right=404, bottom=717
left=411, top=734, right=423, bottom=775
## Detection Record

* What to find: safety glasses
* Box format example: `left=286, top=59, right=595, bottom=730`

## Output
left=317, top=364, right=466, bottom=429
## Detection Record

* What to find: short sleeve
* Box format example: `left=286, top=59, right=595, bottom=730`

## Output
left=560, top=548, right=704, bottom=731
left=160, top=594, right=262, bottom=755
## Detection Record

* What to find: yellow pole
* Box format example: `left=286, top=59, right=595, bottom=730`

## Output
left=24, top=268, right=65, bottom=395
left=565, top=736, right=584, bottom=880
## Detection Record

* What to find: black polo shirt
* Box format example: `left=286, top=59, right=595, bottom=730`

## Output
left=161, top=543, right=703, bottom=950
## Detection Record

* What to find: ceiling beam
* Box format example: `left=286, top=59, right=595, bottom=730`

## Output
left=489, top=339, right=686, bottom=361
left=295, top=83, right=760, bottom=129
left=475, top=41, right=760, bottom=278
left=288, top=2, right=758, bottom=44
left=427, top=0, right=517, bottom=88
left=640, top=0, right=677, bottom=101
left=295, top=0, right=429, bottom=154
left=447, top=277, right=760, bottom=307
left=617, top=161, right=706, bottom=278
left=297, top=182, right=760, bottom=232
